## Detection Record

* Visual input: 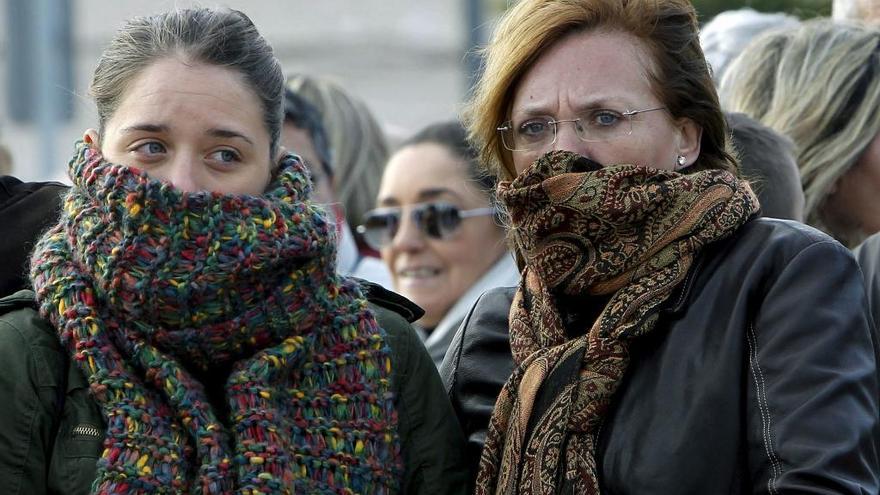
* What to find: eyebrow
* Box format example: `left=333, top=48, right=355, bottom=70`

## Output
left=117, top=124, right=254, bottom=146
left=513, top=96, right=626, bottom=118
left=118, top=123, right=169, bottom=134
left=207, top=128, right=254, bottom=146
left=378, top=187, right=463, bottom=207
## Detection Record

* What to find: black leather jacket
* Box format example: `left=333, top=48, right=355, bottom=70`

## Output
left=441, top=218, right=880, bottom=494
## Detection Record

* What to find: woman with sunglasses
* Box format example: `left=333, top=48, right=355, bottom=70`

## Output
left=0, top=8, right=468, bottom=494
left=440, top=0, right=880, bottom=493
left=360, top=121, right=519, bottom=367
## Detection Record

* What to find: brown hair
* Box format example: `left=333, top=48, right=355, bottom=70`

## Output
left=90, top=8, right=284, bottom=156
left=464, top=0, right=736, bottom=181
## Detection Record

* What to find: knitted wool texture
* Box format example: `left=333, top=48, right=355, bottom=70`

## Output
left=30, top=142, right=402, bottom=494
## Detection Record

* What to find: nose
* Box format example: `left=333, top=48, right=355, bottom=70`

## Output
left=164, top=156, right=202, bottom=193
left=553, top=121, right=590, bottom=156
left=389, top=209, right=427, bottom=252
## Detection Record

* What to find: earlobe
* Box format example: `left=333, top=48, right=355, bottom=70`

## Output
left=83, top=129, right=100, bottom=150
left=676, top=119, right=703, bottom=167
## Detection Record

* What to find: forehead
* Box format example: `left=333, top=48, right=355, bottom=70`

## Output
left=379, top=143, right=478, bottom=199
left=510, top=29, right=659, bottom=115
left=106, top=57, right=266, bottom=135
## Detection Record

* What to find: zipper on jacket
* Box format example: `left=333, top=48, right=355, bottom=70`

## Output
left=71, top=424, right=101, bottom=438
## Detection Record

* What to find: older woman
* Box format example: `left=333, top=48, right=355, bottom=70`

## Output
left=360, top=121, right=519, bottom=366
left=440, top=0, right=880, bottom=493
left=0, top=8, right=466, bottom=494
left=721, top=20, right=880, bottom=247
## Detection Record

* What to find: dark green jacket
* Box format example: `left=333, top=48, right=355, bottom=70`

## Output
left=0, top=285, right=467, bottom=495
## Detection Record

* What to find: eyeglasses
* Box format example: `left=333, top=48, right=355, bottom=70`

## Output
left=356, top=202, right=496, bottom=250
left=496, top=106, right=667, bottom=152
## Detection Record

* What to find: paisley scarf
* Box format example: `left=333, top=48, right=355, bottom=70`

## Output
left=30, top=143, right=402, bottom=494
left=475, top=150, right=759, bottom=494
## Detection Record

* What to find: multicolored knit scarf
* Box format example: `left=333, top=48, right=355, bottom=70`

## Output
left=30, top=142, right=402, bottom=494
left=475, top=151, right=759, bottom=495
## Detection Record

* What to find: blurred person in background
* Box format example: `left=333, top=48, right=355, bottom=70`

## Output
left=721, top=19, right=880, bottom=247
left=361, top=121, right=518, bottom=366
left=726, top=111, right=804, bottom=221
left=699, top=7, right=799, bottom=84
left=282, top=84, right=393, bottom=287
left=0, top=7, right=467, bottom=494
left=441, top=0, right=880, bottom=492
left=285, top=74, right=390, bottom=254
left=834, top=0, right=880, bottom=23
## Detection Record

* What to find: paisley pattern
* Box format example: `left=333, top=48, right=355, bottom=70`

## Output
left=475, top=151, right=759, bottom=494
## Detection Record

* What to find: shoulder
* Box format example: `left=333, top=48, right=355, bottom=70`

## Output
left=0, top=176, right=68, bottom=211
left=731, top=217, right=843, bottom=253
left=706, top=217, right=855, bottom=277
left=356, top=278, right=423, bottom=324
left=354, top=279, right=427, bottom=380
left=0, top=290, right=60, bottom=353
left=439, top=286, right=516, bottom=395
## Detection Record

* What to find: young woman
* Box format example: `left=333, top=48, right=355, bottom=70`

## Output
left=0, top=8, right=466, bottom=494
left=440, top=0, right=880, bottom=492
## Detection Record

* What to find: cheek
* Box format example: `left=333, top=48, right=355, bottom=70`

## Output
left=513, top=152, right=537, bottom=175
left=444, top=224, right=504, bottom=274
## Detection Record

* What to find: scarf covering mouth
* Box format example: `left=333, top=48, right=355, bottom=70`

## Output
left=475, top=150, right=759, bottom=494
left=30, top=142, right=403, bottom=494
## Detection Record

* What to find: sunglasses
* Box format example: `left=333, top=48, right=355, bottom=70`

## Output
left=356, top=202, right=496, bottom=250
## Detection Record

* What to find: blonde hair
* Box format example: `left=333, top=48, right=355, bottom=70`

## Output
left=285, top=75, right=390, bottom=228
left=464, top=0, right=736, bottom=181
left=721, top=19, right=880, bottom=246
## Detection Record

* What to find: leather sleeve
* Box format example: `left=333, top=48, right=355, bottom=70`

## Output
left=0, top=298, right=65, bottom=495
left=748, top=240, right=880, bottom=494
left=439, top=288, right=515, bottom=485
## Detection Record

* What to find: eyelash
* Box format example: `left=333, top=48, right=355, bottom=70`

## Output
left=208, top=149, right=241, bottom=164
left=129, top=141, right=242, bottom=165
left=133, top=141, right=166, bottom=156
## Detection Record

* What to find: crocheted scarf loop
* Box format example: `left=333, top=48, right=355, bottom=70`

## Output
left=30, top=143, right=402, bottom=494
left=475, top=151, right=759, bottom=495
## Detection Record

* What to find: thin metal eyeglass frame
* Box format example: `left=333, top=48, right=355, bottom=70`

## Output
left=496, top=106, right=667, bottom=152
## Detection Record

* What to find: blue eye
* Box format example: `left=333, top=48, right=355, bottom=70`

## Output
left=518, top=118, right=551, bottom=137
left=591, top=111, right=622, bottom=126
left=210, top=149, right=240, bottom=163
left=135, top=142, right=166, bottom=155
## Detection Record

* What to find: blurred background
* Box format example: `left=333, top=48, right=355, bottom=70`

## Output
left=0, top=0, right=831, bottom=182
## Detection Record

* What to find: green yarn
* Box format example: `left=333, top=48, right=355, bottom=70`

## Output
left=30, top=142, right=402, bottom=494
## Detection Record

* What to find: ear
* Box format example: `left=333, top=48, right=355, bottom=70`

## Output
left=266, top=146, right=289, bottom=185
left=675, top=118, right=702, bottom=167
left=82, top=129, right=100, bottom=150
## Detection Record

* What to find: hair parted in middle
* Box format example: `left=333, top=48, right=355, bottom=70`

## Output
left=464, top=0, right=737, bottom=181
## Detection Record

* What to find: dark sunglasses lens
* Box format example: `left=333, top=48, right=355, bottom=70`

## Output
left=415, top=204, right=462, bottom=239
left=360, top=211, right=399, bottom=249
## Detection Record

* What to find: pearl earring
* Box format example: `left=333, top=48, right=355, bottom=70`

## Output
left=676, top=155, right=687, bottom=169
